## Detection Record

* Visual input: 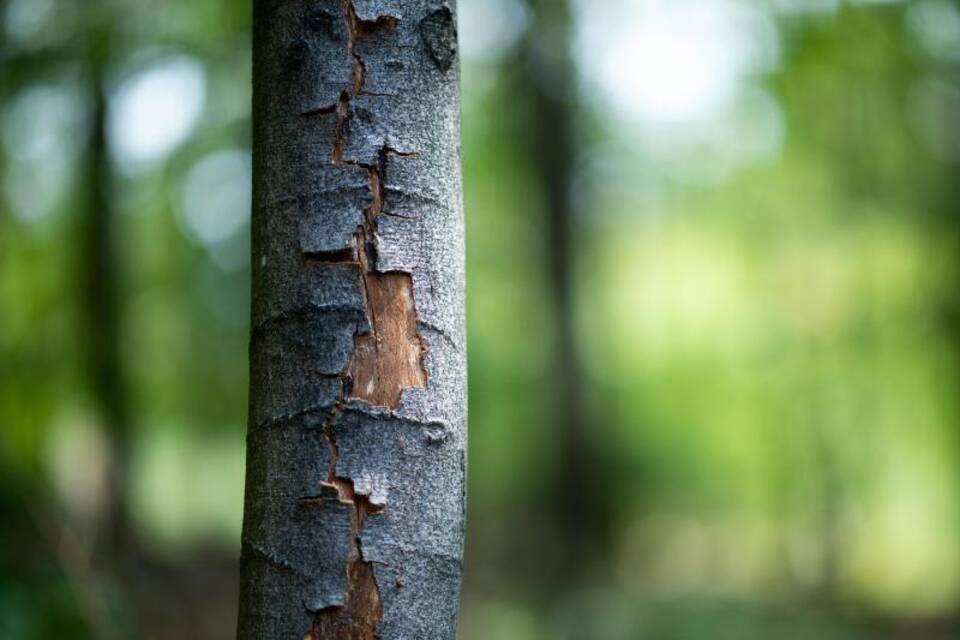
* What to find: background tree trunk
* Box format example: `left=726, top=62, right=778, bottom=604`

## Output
left=522, top=0, right=604, bottom=579
left=81, top=32, right=133, bottom=552
left=237, top=1, right=466, bottom=638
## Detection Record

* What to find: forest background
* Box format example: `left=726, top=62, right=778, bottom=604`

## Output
left=1, top=0, right=959, bottom=638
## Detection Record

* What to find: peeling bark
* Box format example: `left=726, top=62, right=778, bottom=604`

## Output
left=238, top=1, right=465, bottom=639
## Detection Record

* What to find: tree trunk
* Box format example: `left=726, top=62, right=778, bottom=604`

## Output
left=82, top=31, right=133, bottom=551
left=237, top=1, right=466, bottom=639
left=522, top=0, right=602, bottom=578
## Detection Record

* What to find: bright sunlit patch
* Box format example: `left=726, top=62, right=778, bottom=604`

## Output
left=906, top=0, right=960, bottom=60
left=593, top=17, right=731, bottom=123
left=3, top=0, right=55, bottom=47
left=575, top=0, right=779, bottom=125
left=1, top=85, right=84, bottom=164
left=848, top=449, right=960, bottom=615
left=131, top=426, right=246, bottom=548
left=178, top=148, right=251, bottom=247
left=648, top=85, right=786, bottom=185
left=849, top=0, right=907, bottom=6
left=1, top=83, right=86, bottom=221
left=108, top=55, right=206, bottom=171
left=458, top=0, right=529, bottom=62
left=45, top=410, right=111, bottom=524
left=573, top=0, right=783, bottom=183
left=771, top=0, right=840, bottom=14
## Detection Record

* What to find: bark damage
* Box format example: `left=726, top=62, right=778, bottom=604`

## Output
left=305, top=1, right=424, bottom=638
left=346, top=162, right=428, bottom=409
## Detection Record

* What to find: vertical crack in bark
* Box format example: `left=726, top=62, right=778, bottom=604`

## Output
left=310, top=390, right=385, bottom=640
left=305, top=2, right=425, bottom=637
left=329, top=0, right=427, bottom=410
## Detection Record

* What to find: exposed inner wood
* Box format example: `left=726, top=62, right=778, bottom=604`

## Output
left=306, top=549, right=382, bottom=640
left=347, top=268, right=427, bottom=408
left=345, top=160, right=427, bottom=409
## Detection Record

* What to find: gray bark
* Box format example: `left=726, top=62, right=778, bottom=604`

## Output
left=237, top=1, right=466, bottom=639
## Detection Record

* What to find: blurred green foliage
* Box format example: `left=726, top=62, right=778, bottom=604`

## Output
left=1, top=0, right=959, bottom=638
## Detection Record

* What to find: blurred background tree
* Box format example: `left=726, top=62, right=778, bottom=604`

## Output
left=1, top=0, right=959, bottom=638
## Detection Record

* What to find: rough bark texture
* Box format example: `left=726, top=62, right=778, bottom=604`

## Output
left=237, top=1, right=466, bottom=639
